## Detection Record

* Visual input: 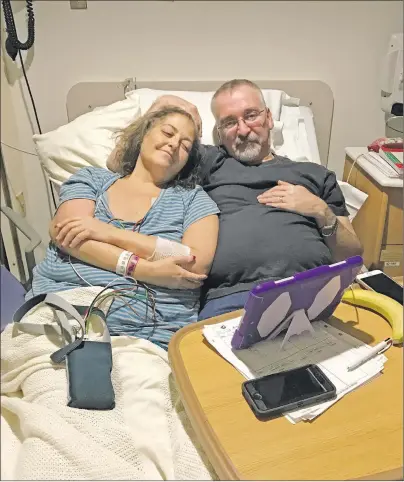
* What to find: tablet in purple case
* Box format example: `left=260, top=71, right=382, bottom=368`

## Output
left=231, top=256, right=363, bottom=350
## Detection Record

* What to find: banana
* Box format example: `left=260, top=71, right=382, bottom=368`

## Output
left=341, top=289, right=403, bottom=345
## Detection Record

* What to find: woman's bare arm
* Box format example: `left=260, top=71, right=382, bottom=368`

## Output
left=54, top=238, right=205, bottom=290
left=49, top=199, right=130, bottom=273
left=52, top=199, right=167, bottom=260
left=52, top=200, right=215, bottom=272
left=181, top=215, right=219, bottom=275
left=50, top=199, right=94, bottom=235
left=49, top=200, right=206, bottom=288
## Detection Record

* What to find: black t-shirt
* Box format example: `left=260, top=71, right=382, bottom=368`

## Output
left=199, top=145, right=349, bottom=301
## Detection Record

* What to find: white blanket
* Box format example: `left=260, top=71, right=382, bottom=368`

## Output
left=1, top=287, right=215, bottom=480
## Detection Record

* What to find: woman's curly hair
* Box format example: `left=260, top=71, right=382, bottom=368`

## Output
left=113, top=106, right=201, bottom=189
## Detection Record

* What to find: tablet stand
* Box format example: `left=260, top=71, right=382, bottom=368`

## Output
left=230, top=256, right=363, bottom=351
left=280, top=309, right=315, bottom=350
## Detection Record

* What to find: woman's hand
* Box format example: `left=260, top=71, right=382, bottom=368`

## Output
left=55, top=217, right=113, bottom=249
left=138, top=256, right=207, bottom=290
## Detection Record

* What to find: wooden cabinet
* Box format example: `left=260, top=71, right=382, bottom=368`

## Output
left=343, top=155, right=403, bottom=277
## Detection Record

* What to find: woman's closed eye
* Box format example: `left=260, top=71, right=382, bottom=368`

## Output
left=163, top=128, right=191, bottom=152
left=181, top=141, right=191, bottom=153
left=162, top=128, right=175, bottom=138
left=161, top=121, right=193, bottom=155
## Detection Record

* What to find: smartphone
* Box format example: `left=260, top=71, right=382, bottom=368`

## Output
left=242, top=364, right=336, bottom=420
left=356, top=270, right=403, bottom=305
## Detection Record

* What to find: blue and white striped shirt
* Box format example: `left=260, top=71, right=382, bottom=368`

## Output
left=27, top=167, right=219, bottom=349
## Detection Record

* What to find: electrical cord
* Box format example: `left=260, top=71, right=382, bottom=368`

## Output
left=0, top=141, right=37, bottom=156
left=2, top=1, right=38, bottom=130
left=18, top=50, right=42, bottom=135
left=2, top=0, right=35, bottom=60
left=345, top=153, right=365, bottom=185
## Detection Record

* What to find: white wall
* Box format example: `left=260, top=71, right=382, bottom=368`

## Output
left=1, top=0, right=403, bottom=244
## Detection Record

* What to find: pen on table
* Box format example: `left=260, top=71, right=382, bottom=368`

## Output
left=347, top=338, right=393, bottom=372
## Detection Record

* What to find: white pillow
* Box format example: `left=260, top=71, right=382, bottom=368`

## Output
left=33, top=95, right=141, bottom=185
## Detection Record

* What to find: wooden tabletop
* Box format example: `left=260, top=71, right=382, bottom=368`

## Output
left=169, top=298, right=403, bottom=480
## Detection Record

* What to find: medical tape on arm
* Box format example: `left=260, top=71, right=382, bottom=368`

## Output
left=148, top=236, right=191, bottom=261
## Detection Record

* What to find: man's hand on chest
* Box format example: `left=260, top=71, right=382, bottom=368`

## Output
left=256, top=180, right=328, bottom=221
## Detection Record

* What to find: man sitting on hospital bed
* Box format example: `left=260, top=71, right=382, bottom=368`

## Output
left=108, top=79, right=363, bottom=320
left=28, top=106, right=219, bottom=349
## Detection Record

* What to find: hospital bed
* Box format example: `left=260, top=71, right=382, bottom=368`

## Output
left=1, top=79, right=340, bottom=480
left=2, top=79, right=335, bottom=328
left=0, top=206, right=40, bottom=331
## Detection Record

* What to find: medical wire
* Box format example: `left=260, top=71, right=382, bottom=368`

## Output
left=92, top=292, right=143, bottom=322
left=100, top=286, right=156, bottom=327
left=84, top=281, right=158, bottom=337
left=57, top=194, right=157, bottom=335
left=89, top=292, right=141, bottom=323
left=67, top=214, right=145, bottom=286
left=93, top=287, right=156, bottom=322
left=0, top=141, right=37, bottom=157
left=69, top=256, right=94, bottom=287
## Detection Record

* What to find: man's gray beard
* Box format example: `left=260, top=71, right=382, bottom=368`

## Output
left=232, top=140, right=262, bottom=163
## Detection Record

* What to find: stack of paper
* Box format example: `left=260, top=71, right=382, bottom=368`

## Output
left=362, top=152, right=401, bottom=178
left=203, top=318, right=387, bottom=424
left=379, top=146, right=403, bottom=177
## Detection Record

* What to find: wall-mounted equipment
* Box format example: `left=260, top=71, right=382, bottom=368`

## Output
left=381, top=33, right=403, bottom=117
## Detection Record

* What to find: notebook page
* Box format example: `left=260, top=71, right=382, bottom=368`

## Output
left=203, top=318, right=386, bottom=421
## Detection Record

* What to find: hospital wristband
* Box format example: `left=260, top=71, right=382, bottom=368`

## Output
left=126, top=254, right=140, bottom=278
left=116, top=250, right=133, bottom=276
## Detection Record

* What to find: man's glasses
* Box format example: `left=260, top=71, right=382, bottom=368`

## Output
left=217, top=108, right=266, bottom=132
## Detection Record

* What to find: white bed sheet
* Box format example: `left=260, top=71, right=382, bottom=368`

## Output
left=299, top=106, right=321, bottom=164
left=273, top=105, right=321, bottom=165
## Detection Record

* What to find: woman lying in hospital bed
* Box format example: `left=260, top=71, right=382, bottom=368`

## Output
left=27, top=106, right=219, bottom=350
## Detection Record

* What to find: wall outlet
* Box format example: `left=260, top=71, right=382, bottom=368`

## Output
left=70, top=1, right=87, bottom=9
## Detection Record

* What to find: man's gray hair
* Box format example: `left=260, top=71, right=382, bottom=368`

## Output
left=211, top=79, right=266, bottom=114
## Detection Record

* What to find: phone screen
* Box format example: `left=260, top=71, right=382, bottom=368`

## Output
left=361, top=273, right=403, bottom=305
left=250, top=366, right=326, bottom=409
